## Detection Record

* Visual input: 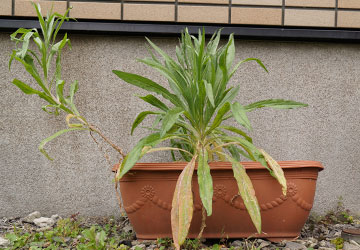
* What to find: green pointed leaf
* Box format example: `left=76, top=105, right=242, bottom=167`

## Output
left=117, top=133, right=179, bottom=179
left=226, top=34, right=235, bottom=70
left=161, top=107, right=183, bottom=137
left=12, top=79, right=57, bottom=106
left=227, top=144, right=241, bottom=161
left=131, top=111, right=160, bottom=135
left=20, top=31, right=34, bottom=58
left=12, top=79, right=41, bottom=95
left=171, top=155, right=197, bottom=249
left=14, top=55, right=48, bottom=95
left=231, top=102, right=252, bottom=130
left=113, top=70, right=180, bottom=106
left=118, top=133, right=161, bottom=179
left=139, top=94, right=169, bottom=111
left=219, top=135, right=261, bottom=162
left=197, top=149, right=213, bottom=216
left=206, top=102, right=230, bottom=135
left=53, top=9, right=71, bottom=44
left=231, top=159, right=261, bottom=233
left=42, top=104, right=60, bottom=115
left=39, top=127, right=87, bottom=160
left=216, top=85, right=240, bottom=111
left=204, top=80, right=215, bottom=107
left=56, top=80, right=66, bottom=104
left=229, top=58, right=268, bottom=79
left=259, top=149, right=287, bottom=196
left=219, top=125, right=253, bottom=143
left=141, top=146, right=192, bottom=157
left=245, top=99, right=308, bottom=112
left=33, top=3, right=47, bottom=41
left=207, top=29, right=221, bottom=55
left=69, top=80, right=79, bottom=103
left=145, top=37, right=178, bottom=66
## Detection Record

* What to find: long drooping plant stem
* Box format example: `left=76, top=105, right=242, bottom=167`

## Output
left=9, top=3, right=126, bottom=164
left=89, top=124, right=126, bottom=159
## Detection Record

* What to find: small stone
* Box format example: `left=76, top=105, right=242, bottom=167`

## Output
left=318, top=248, right=334, bottom=250
left=278, top=241, right=287, bottom=247
left=0, top=236, right=10, bottom=248
left=285, top=241, right=307, bottom=249
left=123, top=224, right=133, bottom=233
left=140, top=240, right=156, bottom=246
left=344, top=242, right=360, bottom=250
left=146, top=244, right=157, bottom=250
left=36, top=226, right=53, bottom=232
left=22, top=211, right=41, bottom=223
left=258, top=241, right=271, bottom=248
left=334, top=231, right=342, bottom=237
left=131, top=243, right=146, bottom=250
left=319, top=240, right=327, bottom=247
left=350, top=240, right=360, bottom=247
left=51, top=214, right=60, bottom=221
left=119, top=239, right=132, bottom=247
left=33, top=217, right=55, bottom=228
left=231, top=240, right=243, bottom=247
left=131, top=240, right=141, bottom=246
left=307, top=237, right=317, bottom=243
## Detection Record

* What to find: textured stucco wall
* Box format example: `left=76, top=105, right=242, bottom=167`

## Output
left=1, top=32, right=359, bottom=217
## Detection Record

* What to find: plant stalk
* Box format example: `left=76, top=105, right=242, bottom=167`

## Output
left=88, top=124, right=126, bottom=159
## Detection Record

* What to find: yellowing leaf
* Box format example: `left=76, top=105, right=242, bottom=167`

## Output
left=65, top=114, right=83, bottom=128
left=231, top=160, right=261, bottom=233
left=171, top=155, right=197, bottom=250
left=260, top=149, right=287, bottom=196
left=212, top=141, right=226, bottom=161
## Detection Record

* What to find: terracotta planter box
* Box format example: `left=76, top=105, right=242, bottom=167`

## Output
left=119, top=161, right=323, bottom=242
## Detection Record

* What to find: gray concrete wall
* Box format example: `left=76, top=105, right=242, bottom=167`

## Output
left=1, top=33, right=359, bottom=217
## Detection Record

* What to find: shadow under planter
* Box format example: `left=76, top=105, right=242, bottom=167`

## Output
left=119, top=161, right=324, bottom=242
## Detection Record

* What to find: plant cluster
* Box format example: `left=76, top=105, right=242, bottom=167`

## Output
left=113, top=30, right=307, bottom=248
left=10, top=4, right=308, bottom=250
left=9, top=3, right=125, bottom=161
left=3, top=218, right=129, bottom=250
left=308, top=197, right=359, bottom=226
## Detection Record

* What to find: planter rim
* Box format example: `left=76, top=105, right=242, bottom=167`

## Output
left=128, top=160, right=323, bottom=171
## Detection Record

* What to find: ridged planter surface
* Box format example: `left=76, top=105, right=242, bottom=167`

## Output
left=119, top=161, right=323, bottom=241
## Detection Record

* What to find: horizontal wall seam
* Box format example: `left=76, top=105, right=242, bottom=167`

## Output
left=1, top=19, right=360, bottom=42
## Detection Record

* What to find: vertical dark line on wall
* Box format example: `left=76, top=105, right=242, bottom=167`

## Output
left=175, top=0, right=178, bottom=22
left=281, top=0, right=285, bottom=26
left=12, top=0, right=15, bottom=16
left=121, top=0, right=124, bottom=21
left=66, top=0, right=70, bottom=17
left=335, top=0, right=338, bottom=27
left=228, top=0, right=232, bottom=24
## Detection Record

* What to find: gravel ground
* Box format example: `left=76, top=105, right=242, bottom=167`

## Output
left=0, top=211, right=359, bottom=250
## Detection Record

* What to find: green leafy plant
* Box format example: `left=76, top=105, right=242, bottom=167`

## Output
left=3, top=219, right=130, bottom=250
left=113, top=29, right=307, bottom=249
left=182, top=238, right=201, bottom=250
left=9, top=3, right=125, bottom=161
left=157, top=237, right=173, bottom=249
left=77, top=226, right=107, bottom=250
left=331, top=237, right=344, bottom=250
